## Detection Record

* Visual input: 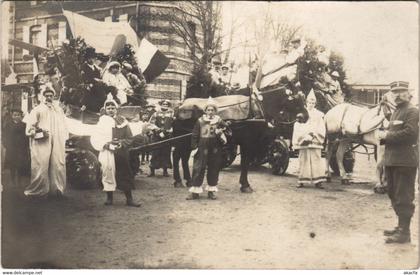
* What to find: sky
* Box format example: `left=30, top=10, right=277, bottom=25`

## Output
left=222, top=1, right=418, bottom=91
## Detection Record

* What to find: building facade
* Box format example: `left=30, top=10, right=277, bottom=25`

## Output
left=349, top=84, right=389, bottom=106
left=7, top=1, right=195, bottom=102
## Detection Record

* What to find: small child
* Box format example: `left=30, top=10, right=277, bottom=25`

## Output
left=187, top=98, right=228, bottom=200
left=3, top=109, right=30, bottom=186
left=140, top=112, right=151, bottom=164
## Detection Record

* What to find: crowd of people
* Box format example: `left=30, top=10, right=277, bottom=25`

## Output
left=1, top=39, right=418, bottom=244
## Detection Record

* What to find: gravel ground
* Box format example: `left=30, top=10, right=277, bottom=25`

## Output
left=1, top=153, right=418, bottom=269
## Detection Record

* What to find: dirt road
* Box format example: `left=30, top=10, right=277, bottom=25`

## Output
left=2, top=154, right=418, bottom=269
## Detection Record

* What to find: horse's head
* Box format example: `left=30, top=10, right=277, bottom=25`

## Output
left=256, top=86, right=308, bottom=138
left=379, top=92, right=396, bottom=121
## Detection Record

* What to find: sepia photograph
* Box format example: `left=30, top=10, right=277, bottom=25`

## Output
left=0, top=0, right=418, bottom=272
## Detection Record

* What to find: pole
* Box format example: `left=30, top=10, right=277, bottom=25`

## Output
left=135, top=1, right=140, bottom=33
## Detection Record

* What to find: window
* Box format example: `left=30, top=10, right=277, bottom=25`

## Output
left=187, top=21, right=196, bottom=57
left=30, top=25, right=41, bottom=46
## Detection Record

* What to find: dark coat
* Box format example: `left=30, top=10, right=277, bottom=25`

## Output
left=383, top=102, right=419, bottom=167
left=81, top=63, right=101, bottom=85
left=3, top=120, right=30, bottom=175
left=113, top=122, right=135, bottom=191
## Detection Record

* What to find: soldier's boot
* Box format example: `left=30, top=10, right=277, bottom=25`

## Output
left=385, top=229, right=411, bottom=244
left=384, top=217, right=402, bottom=236
left=104, top=192, right=113, bottom=206
left=385, top=217, right=411, bottom=244
left=383, top=227, right=400, bottom=236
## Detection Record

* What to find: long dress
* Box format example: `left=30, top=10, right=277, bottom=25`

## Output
left=90, top=115, right=134, bottom=192
left=149, top=109, right=174, bottom=170
left=24, top=102, right=69, bottom=196
left=292, top=108, right=326, bottom=185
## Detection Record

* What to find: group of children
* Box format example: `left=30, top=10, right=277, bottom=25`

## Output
left=90, top=96, right=228, bottom=205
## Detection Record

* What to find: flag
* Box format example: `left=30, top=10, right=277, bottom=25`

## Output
left=63, top=10, right=170, bottom=83
left=135, top=38, right=170, bottom=83
left=63, top=10, right=138, bottom=55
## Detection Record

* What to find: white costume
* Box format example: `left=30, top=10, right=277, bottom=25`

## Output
left=292, top=90, right=326, bottom=185
left=90, top=114, right=117, bottom=191
left=25, top=100, right=69, bottom=196
left=102, top=64, right=133, bottom=105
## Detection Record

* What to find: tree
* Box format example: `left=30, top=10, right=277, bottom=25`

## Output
left=163, top=1, right=227, bottom=98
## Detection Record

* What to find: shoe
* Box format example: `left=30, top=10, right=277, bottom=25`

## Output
left=147, top=173, right=155, bottom=177
left=240, top=186, right=254, bottom=193
left=163, top=171, right=169, bottom=177
left=383, top=227, right=400, bottom=236
left=315, top=183, right=324, bottom=189
left=174, top=181, right=184, bottom=188
left=385, top=229, right=410, bottom=244
left=186, top=193, right=199, bottom=200
left=296, top=183, right=304, bottom=188
left=208, top=191, right=217, bottom=200
left=126, top=200, right=141, bottom=207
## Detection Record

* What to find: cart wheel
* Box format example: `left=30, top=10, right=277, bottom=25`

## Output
left=66, top=149, right=100, bottom=189
left=221, top=144, right=238, bottom=168
left=329, top=145, right=355, bottom=175
left=270, top=138, right=289, bottom=175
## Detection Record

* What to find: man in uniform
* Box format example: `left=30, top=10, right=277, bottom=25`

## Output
left=377, top=81, right=419, bottom=244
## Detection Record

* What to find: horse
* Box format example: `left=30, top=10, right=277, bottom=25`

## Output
left=173, top=85, right=308, bottom=193
left=323, top=92, right=395, bottom=191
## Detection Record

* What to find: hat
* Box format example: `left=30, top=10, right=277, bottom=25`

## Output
left=122, top=62, right=133, bottom=71
left=159, top=100, right=171, bottom=107
left=307, top=89, right=317, bottom=102
left=331, top=71, right=340, bottom=78
left=204, top=97, right=218, bottom=112
left=103, top=93, right=119, bottom=109
left=291, top=38, right=301, bottom=44
left=221, top=64, right=229, bottom=70
left=390, top=81, right=409, bottom=93
left=108, top=61, right=121, bottom=70
left=84, top=47, right=96, bottom=58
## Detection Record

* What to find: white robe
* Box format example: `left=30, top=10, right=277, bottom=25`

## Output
left=24, top=102, right=69, bottom=196
left=102, top=71, right=132, bottom=105
left=90, top=115, right=117, bottom=192
left=292, top=108, right=326, bottom=184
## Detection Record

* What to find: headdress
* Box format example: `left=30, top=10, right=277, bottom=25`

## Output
left=103, top=93, right=119, bottom=109
left=307, top=89, right=317, bottom=102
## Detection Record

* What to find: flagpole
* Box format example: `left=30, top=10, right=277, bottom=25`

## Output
left=135, top=1, right=140, bottom=33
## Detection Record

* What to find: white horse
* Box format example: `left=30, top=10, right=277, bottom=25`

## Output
left=324, top=92, right=395, bottom=192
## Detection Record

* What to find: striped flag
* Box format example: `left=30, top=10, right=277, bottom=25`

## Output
left=135, top=38, right=170, bottom=83
left=63, top=10, right=170, bottom=83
